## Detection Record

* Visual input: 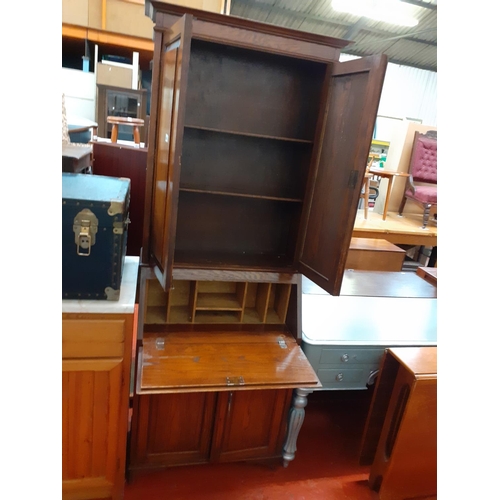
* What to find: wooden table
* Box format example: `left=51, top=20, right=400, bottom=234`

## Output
left=369, top=167, right=409, bottom=221
left=62, top=143, right=92, bottom=173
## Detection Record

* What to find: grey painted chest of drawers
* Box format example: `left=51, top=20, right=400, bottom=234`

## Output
left=301, top=272, right=437, bottom=390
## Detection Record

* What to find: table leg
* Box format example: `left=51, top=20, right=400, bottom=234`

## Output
left=111, top=124, right=118, bottom=143
left=364, top=177, right=369, bottom=219
left=383, top=176, right=394, bottom=221
left=133, top=126, right=141, bottom=145
left=282, top=388, right=313, bottom=467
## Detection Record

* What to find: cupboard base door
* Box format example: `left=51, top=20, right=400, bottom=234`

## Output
left=129, top=392, right=217, bottom=469
left=212, top=389, right=292, bottom=463
left=62, top=359, right=124, bottom=500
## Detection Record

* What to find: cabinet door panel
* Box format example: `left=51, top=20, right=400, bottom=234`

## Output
left=149, top=14, right=193, bottom=290
left=62, top=359, right=123, bottom=499
left=299, top=55, right=387, bottom=295
left=212, top=389, right=291, bottom=462
left=130, top=392, right=217, bottom=468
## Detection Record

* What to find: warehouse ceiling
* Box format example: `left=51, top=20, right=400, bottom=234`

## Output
left=229, top=0, right=437, bottom=72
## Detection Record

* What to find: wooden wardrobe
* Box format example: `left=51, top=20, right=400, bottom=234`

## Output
left=128, top=0, right=387, bottom=476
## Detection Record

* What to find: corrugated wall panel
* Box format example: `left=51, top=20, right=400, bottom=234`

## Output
left=340, top=53, right=437, bottom=126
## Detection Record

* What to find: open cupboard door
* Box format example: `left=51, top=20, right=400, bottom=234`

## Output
left=148, top=15, right=193, bottom=291
left=298, top=55, right=388, bottom=296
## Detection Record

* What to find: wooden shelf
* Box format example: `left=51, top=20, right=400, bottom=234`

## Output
left=146, top=278, right=292, bottom=326
left=184, top=125, right=314, bottom=144
left=179, top=188, right=303, bottom=203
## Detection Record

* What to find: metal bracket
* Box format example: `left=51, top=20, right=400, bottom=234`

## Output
left=155, top=338, right=165, bottom=350
left=73, top=209, right=98, bottom=256
left=226, top=376, right=245, bottom=386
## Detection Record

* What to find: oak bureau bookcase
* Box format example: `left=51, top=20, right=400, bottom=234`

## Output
left=128, top=0, right=387, bottom=475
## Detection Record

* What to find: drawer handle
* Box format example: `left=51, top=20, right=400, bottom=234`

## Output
left=367, top=369, right=379, bottom=386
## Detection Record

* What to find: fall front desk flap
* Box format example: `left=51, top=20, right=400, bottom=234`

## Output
left=137, top=330, right=321, bottom=393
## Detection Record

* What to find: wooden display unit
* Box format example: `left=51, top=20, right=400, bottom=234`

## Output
left=129, top=0, right=388, bottom=475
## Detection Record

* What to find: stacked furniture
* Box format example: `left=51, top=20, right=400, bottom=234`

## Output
left=128, top=0, right=387, bottom=476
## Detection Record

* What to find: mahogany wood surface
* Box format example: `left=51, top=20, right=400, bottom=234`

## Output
left=416, top=266, right=437, bottom=286
left=360, top=347, right=437, bottom=499
left=137, top=330, right=320, bottom=393
left=92, top=141, right=147, bottom=257
left=129, top=388, right=292, bottom=472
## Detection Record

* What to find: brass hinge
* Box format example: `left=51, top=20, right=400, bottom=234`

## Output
left=277, top=337, right=287, bottom=349
left=348, top=170, right=359, bottom=189
left=226, top=376, right=245, bottom=386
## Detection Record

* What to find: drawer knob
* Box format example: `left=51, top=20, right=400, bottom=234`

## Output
left=336, top=373, right=344, bottom=381
left=341, top=354, right=349, bottom=362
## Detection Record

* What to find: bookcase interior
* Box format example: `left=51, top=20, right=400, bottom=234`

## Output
left=173, top=39, right=328, bottom=270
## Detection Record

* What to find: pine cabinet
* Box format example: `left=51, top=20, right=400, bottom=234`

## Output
left=130, top=1, right=387, bottom=474
left=62, top=258, right=139, bottom=500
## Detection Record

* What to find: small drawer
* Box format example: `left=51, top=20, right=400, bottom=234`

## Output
left=317, top=368, right=364, bottom=385
left=319, top=348, right=382, bottom=365
left=62, top=319, right=125, bottom=358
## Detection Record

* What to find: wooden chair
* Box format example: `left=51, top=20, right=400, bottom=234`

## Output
left=398, top=130, right=437, bottom=229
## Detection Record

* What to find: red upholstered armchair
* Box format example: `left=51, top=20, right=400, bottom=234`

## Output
left=398, top=130, right=437, bottom=229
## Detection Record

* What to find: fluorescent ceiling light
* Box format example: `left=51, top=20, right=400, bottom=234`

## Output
left=331, top=0, right=419, bottom=27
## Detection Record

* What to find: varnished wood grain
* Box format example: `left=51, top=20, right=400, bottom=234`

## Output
left=417, top=266, right=437, bottom=286
left=62, top=312, right=134, bottom=500
left=92, top=142, right=147, bottom=257
left=62, top=318, right=125, bottom=358
left=345, top=238, right=405, bottom=272
left=298, top=55, right=388, bottom=296
left=211, top=389, right=291, bottom=463
left=353, top=210, right=437, bottom=247
left=146, top=1, right=350, bottom=50
left=137, top=330, right=320, bottom=393
left=364, top=347, right=437, bottom=500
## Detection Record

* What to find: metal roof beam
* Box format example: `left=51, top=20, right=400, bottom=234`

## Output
left=400, top=0, right=437, bottom=10
left=234, top=0, right=436, bottom=47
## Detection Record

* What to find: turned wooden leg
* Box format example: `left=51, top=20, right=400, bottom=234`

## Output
left=133, top=126, right=141, bottom=144
left=398, top=195, right=407, bottom=217
left=422, top=204, right=432, bottom=229
left=363, top=178, right=369, bottom=219
left=282, top=388, right=313, bottom=467
left=382, top=176, right=394, bottom=221
left=111, top=124, right=118, bottom=143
